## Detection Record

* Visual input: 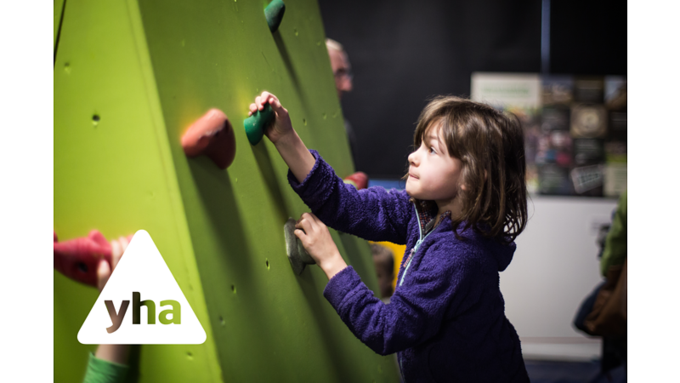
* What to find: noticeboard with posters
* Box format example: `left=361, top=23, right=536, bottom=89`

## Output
left=471, top=73, right=626, bottom=197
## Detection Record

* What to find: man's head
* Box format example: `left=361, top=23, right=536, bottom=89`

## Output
left=326, top=38, right=353, bottom=100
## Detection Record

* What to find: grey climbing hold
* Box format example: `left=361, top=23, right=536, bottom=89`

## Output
left=284, top=218, right=315, bottom=275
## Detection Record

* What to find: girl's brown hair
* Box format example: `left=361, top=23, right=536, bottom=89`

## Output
left=412, top=96, right=527, bottom=243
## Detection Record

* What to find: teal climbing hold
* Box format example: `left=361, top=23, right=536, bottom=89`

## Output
left=264, top=0, right=286, bottom=33
left=243, top=103, right=274, bottom=145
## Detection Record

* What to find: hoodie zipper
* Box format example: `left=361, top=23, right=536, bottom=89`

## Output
left=398, top=204, right=435, bottom=382
left=399, top=204, right=432, bottom=287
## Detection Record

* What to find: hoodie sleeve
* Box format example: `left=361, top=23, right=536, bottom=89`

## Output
left=323, top=244, right=484, bottom=356
left=288, top=150, right=413, bottom=244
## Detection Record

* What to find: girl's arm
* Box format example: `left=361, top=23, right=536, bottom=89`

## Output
left=251, top=91, right=412, bottom=243
left=296, top=213, right=484, bottom=355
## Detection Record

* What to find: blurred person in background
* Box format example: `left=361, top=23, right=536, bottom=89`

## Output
left=596, top=190, right=626, bottom=381
left=328, top=40, right=398, bottom=302
left=326, top=38, right=358, bottom=166
left=574, top=190, right=626, bottom=383
left=370, top=243, right=395, bottom=303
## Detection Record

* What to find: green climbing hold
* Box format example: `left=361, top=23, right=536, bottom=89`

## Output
left=243, top=103, right=274, bottom=145
left=264, top=0, right=285, bottom=33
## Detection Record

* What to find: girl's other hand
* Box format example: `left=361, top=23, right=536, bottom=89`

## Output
left=248, top=91, right=293, bottom=144
left=294, top=213, right=348, bottom=280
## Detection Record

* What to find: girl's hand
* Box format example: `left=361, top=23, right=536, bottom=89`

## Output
left=248, top=91, right=316, bottom=184
left=294, top=213, right=348, bottom=280
left=248, top=91, right=293, bottom=145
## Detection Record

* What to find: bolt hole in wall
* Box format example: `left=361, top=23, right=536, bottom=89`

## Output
left=266, top=259, right=270, bottom=269
left=186, top=351, right=193, bottom=360
left=92, top=114, right=100, bottom=126
left=231, top=284, right=236, bottom=294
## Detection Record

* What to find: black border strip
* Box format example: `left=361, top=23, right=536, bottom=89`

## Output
left=54, top=0, right=67, bottom=65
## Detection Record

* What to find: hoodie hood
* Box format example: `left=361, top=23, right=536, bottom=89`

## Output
left=459, top=224, right=516, bottom=272
left=489, top=239, right=516, bottom=272
left=435, top=217, right=517, bottom=272
left=411, top=196, right=519, bottom=272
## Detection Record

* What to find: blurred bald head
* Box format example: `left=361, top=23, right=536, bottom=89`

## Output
left=326, top=38, right=353, bottom=100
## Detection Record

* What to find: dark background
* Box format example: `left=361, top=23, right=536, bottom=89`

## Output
left=318, top=0, right=627, bottom=178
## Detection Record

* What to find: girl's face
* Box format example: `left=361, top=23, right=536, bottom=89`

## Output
left=406, top=126, right=464, bottom=205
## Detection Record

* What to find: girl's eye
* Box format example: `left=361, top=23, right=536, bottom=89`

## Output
left=429, top=147, right=437, bottom=154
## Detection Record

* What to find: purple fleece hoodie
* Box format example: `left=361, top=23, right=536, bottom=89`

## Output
left=288, top=150, right=529, bottom=383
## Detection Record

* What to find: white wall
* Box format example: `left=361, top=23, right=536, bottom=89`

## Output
left=500, top=195, right=619, bottom=361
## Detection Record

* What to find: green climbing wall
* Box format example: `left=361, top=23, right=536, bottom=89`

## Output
left=54, top=0, right=400, bottom=382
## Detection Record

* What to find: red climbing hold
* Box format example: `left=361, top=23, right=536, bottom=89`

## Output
left=53, top=230, right=133, bottom=287
left=344, top=172, right=369, bottom=190
left=181, top=108, right=236, bottom=170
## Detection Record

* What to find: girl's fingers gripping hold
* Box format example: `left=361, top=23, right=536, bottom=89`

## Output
left=293, top=228, right=307, bottom=244
left=268, top=96, right=288, bottom=118
left=248, top=102, right=258, bottom=116
left=295, top=213, right=321, bottom=250
left=249, top=90, right=294, bottom=145
left=256, top=91, right=273, bottom=110
left=295, top=213, right=313, bottom=239
left=292, top=212, right=346, bottom=280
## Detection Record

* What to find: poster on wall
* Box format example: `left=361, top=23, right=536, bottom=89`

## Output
left=471, top=73, right=626, bottom=197
left=471, top=73, right=542, bottom=194
left=603, top=76, right=627, bottom=197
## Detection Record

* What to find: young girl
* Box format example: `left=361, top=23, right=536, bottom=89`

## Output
left=249, top=91, right=529, bottom=382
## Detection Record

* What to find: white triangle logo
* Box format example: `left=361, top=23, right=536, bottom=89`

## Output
left=77, top=230, right=207, bottom=344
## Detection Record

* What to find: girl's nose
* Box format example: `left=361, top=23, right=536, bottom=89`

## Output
left=408, top=151, right=418, bottom=166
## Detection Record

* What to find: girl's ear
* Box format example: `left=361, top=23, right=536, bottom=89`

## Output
left=460, top=170, right=485, bottom=191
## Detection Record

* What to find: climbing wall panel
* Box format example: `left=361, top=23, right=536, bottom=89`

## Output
left=54, top=0, right=400, bottom=382
left=54, top=0, right=222, bottom=381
